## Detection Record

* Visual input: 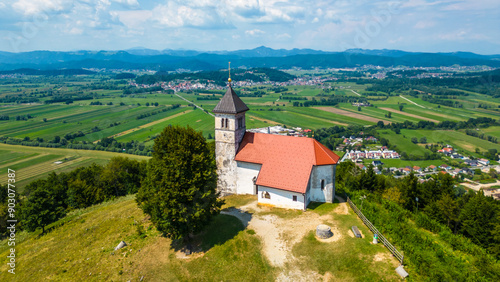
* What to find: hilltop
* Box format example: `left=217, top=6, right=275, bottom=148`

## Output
left=0, top=194, right=401, bottom=281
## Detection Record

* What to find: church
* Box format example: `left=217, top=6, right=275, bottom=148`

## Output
left=213, top=79, right=340, bottom=210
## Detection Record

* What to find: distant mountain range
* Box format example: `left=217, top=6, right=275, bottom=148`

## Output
left=0, top=46, right=499, bottom=71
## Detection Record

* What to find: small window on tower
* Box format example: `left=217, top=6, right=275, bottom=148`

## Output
left=221, top=118, right=224, bottom=128
left=225, top=118, right=229, bottom=128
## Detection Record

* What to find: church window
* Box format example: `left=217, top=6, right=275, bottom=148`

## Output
left=237, top=117, right=243, bottom=128
left=293, top=195, right=297, bottom=202
left=225, top=118, right=229, bottom=128
left=321, top=179, right=325, bottom=190
left=264, top=192, right=270, bottom=199
left=220, top=118, right=224, bottom=128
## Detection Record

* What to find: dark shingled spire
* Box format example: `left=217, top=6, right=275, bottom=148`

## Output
left=212, top=86, right=249, bottom=114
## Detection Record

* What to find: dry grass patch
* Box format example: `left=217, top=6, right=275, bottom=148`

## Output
left=381, top=107, right=439, bottom=123
left=317, top=107, right=391, bottom=124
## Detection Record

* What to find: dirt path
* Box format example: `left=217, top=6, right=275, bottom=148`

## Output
left=93, top=110, right=192, bottom=143
left=380, top=107, right=439, bottom=123
left=399, top=95, right=426, bottom=108
left=349, top=89, right=362, bottom=96
left=223, top=200, right=344, bottom=268
left=316, top=107, right=391, bottom=125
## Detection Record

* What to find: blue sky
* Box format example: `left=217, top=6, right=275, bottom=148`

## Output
left=0, top=0, right=499, bottom=54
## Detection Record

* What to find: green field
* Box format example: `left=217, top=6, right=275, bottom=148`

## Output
left=400, top=129, right=500, bottom=155
left=0, top=143, right=149, bottom=189
left=378, top=130, right=432, bottom=157
left=1, top=73, right=499, bottom=178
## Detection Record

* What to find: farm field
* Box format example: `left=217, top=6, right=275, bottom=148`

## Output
left=377, top=130, right=432, bottom=157
left=1, top=72, right=499, bottom=188
left=399, top=129, right=500, bottom=156
left=0, top=143, right=149, bottom=190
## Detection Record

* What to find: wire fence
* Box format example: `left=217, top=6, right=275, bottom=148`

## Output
left=347, top=197, right=404, bottom=265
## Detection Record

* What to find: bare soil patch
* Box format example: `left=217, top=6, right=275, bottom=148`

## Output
left=380, top=107, right=439, bottom=123
left=316, top=107, right=391, bottom=125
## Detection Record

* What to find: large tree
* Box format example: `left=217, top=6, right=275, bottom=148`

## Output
left=136, top=125, right=222, bottom=241
left=21, top=178, right=66, bottom=234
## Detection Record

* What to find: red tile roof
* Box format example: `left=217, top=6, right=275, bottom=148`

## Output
left=235, top=132, right=340, bottom=193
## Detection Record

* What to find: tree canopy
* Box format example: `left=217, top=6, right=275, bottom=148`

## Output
left=136, top=125, right=222, bottom=241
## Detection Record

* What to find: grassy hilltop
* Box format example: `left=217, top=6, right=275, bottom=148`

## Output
left=0, top=195, right=401, bottom=281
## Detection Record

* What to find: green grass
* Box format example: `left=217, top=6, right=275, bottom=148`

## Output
left=293, top=201, right=400, bottom=281
left=400, top=129, right=500, bottom=155
left=0, top=195, right=273, bottom=281
left=378, top=130, right=432, bottom=157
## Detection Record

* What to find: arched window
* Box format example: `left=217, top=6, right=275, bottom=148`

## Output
left=321, top=179, right=325, bottom=190
left=225, top=118, right=228, bottom=128
left=263, top=192, right=270, bottom=199
left=220, top=118, right=224, bottom=128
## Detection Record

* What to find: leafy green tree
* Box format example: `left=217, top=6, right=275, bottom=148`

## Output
left=399, top=104, right=404, bottom=111
left=101, top=157, right=146, bottom=197
left=400, top=172, right=419, bottom=211
left=136, top=126, right=222, bottom=242
left=359, top=165, right=376, bottom=192
left=459, top=191, right=499, bottom=249
left=21, top=180, right=66, bottom=233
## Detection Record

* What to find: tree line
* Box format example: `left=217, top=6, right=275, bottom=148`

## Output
left=336, top=161, right=500, bottom=280
left=0, top=157, right=146, bottom=236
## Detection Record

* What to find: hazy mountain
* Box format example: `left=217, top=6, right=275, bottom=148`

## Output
left=0, top=47, right=498, bottom=71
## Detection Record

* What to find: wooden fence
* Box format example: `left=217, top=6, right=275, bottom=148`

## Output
left=347, top=197, right=404, bottom=265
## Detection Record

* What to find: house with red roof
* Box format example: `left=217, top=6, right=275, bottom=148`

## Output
left=213, top=81, right=340, bottom=210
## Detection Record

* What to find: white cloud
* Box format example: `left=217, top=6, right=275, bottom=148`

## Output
left=152, top=1, right=229, bottom=29
left=111, top=10, right=152, bottom=29
left=414, top=20, right=435, bottom=29
left=12, top=0, right=72, bottom=16
left=276, top=33, right=291, bottom=39
left=111, top=0, right=139, bottom=7
left=245, top=29, right=265, bottom=36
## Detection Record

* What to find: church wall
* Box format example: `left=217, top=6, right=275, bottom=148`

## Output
left=258, top=186, right=305, bottom=210
left=236, top=161, right=261, bottom=195
left=309, top=165, right=336, bottom=203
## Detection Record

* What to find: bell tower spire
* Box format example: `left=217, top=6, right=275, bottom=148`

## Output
left=212, top=63, right=249, bottom=195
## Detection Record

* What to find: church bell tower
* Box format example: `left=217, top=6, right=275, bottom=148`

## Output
left=212, top=65, right=249, bottom=195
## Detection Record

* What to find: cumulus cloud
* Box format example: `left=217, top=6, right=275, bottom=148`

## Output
left=111, top=10, right=152, bottom=29
left=151, top=1, right=230, bottom=29
left=12, top=0, right=73, bottom=16
left=245, top=29, right=265, bottom=36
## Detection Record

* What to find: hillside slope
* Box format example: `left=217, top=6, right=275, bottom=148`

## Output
left=0, top=195, right=401, bottom=281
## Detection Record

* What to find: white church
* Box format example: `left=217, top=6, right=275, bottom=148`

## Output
left=212, top=80, right=340, bottom=210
